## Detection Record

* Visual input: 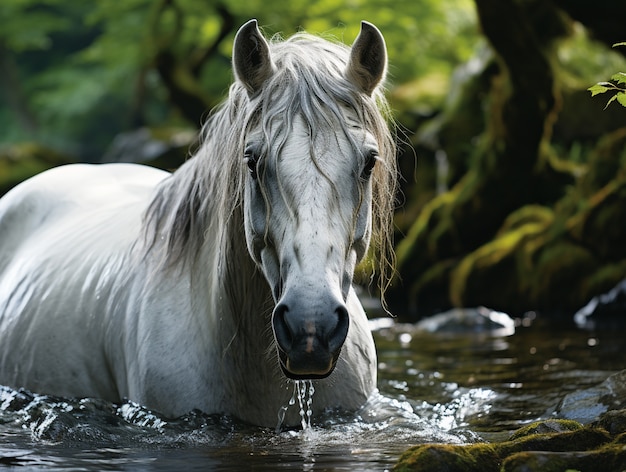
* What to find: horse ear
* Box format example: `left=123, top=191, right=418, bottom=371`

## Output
left=346, top=21, right=387, bottom=96
left=233, top=19, right=274, bottom=95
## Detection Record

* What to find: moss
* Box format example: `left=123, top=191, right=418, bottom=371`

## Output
left=529, top=241, right=599, bottom=311
left=498, top=204, right=554, bottom=235
left=449, top=221, right=545, bottom=309
left=592, top=409, right=626, bottom=436
left=582, top=261, right=626, bottom=305
left=443, top=177, right=626, bottom=315
left=569, top=178, right=626, bottom=260
left=586, top=444, right=626, bottom=471
left=495, top=428, right=611, bottom=457
left=579, top=127, right=626, bottom=195
left=501, top=451, right=584, bottom=472
left=393, top=443, right=500, bottom=472
left=423, top=174, right=626, bottom=316
left=508, top=419, right=583, bottom=441
left=503, top=443, right=626, bottom=472
left=394, top=188, right=459, bottom=271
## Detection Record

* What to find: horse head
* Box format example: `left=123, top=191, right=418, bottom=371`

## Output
left=233, top=20, right=390, bottom=380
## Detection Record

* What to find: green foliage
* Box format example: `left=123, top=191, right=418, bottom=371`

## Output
left=0, top=0, right=479, bottom=159
left=588, top=43, right=626, bottom=109
left=0, top=0, right=73, bottom=52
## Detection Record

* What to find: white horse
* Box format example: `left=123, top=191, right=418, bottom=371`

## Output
left=0, top=20, right=396, bottom=427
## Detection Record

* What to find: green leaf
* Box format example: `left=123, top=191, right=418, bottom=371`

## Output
left=617, top=92, right=626, bottom=108
left=611, top=72, right=626, bottom=85
left=613, top=42, right=626, bottom=48
left=588, top=83, right=611, bottom=96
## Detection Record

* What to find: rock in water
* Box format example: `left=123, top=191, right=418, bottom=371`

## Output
left=574, top=279, right=626, bottom=330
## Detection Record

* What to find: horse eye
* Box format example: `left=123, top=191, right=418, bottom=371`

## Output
left=362, top=150, right=378, bottom=179
left=244, top=149, right=259, bottom=180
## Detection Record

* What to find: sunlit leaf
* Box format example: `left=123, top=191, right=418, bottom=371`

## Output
left=617, top=92, right=626, bottom=108
left=611, top=72, right=626, bottom=84
left=588, top=83, right=611, bottom=96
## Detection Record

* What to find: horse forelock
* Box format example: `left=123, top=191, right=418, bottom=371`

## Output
left=142, top=31, right=397, bottom=299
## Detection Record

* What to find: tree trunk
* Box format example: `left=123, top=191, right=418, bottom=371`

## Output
left=390, top=0, right=564, bottom=317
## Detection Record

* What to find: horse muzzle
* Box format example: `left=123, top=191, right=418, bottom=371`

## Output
left=271, top=294, right=350, bottom=379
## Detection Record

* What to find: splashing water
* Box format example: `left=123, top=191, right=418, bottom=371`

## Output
left=275, top=380, right=315, bottom=432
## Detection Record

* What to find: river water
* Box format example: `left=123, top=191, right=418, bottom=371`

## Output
left=1, top=313, right=625, bottom=471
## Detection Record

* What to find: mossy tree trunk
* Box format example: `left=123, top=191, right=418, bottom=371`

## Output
left=391, top=0, right=566, bottom=316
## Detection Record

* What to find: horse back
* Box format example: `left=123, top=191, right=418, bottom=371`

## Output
left=0, top=163, right=168, bottom=270
left=0, top=163, right=169, bottom=398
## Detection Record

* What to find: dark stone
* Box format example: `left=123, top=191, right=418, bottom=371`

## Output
left=557, top=370, right=626, bottom=423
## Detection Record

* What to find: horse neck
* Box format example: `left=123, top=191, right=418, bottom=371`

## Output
left=169, top=150, right=274, bottom=348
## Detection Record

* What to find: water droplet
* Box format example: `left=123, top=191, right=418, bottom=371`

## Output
left=275, top=405, right=288, bottom=433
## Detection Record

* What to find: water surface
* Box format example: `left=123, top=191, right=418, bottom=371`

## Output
left=1, top=315, right=624, bottom=470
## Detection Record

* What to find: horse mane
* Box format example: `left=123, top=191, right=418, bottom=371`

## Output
left=141, top=30, right=397, bottom=298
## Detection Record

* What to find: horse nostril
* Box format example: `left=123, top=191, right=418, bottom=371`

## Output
left=272, top=303, right=293, bottom=351
left=328, top=305, right=349, bottom=353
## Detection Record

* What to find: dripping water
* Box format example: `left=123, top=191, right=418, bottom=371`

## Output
left=275, top=380, right=315, bottom=432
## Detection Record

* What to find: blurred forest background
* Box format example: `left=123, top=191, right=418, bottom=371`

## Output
left=1, top=0, right=626, bottom=320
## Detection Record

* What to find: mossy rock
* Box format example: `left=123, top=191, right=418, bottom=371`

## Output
left=494, top=426, right=611, bottom=457
left=507, top=419, right=583, bottom=441
left=0, top=143, right=73, bottom=197
left=502, top=445, right=626, bottom=472
left=394, top=443, right=500, bottom=472
left=395, top=416, right=626, bottom=471
left=592, top=409, right=626, bottom=436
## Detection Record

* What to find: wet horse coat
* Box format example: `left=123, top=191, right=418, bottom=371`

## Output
left=0, top=20, right=396, bottom=427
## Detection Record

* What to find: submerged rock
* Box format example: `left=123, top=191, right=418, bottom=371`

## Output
left=556, top=370, right=626, bottom=423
